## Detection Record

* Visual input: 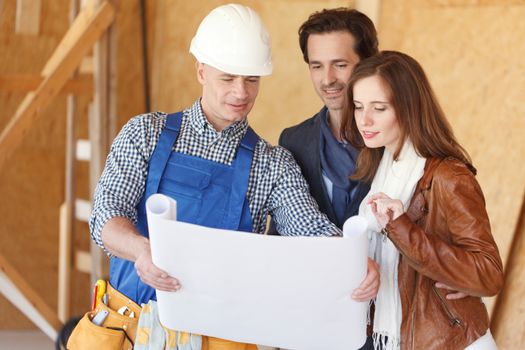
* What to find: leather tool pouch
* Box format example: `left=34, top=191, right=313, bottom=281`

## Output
left=67, top=282, right=141, bottom=350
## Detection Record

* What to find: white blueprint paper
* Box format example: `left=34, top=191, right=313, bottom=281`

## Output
left=146, top=194, right=369, bottom=350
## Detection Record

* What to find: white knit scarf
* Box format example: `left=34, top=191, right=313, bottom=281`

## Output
left=359, top=140, right=426, bottom=350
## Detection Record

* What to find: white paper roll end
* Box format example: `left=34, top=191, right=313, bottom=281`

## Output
left=342, top=216, right=368, bottom=238
left=146, top=193, right=177, bottom=221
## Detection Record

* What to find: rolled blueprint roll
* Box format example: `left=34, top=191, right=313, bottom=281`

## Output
left=342, top=216, right=368, bottom=239
left=146, top=193, right=177, bottom=221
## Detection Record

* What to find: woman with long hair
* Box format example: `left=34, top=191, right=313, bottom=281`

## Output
left=343, top=51, right=503, bottom=350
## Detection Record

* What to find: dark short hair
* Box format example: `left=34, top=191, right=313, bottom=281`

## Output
left=299, top=8, right=378, bottom=63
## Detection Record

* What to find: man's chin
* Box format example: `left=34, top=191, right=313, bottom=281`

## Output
left=223, top=113, right=248, bottom=123
left=323, top=101, right=344, bottom=111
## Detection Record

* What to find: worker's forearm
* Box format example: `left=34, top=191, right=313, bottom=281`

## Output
left=101, top=217, right=149, bottom=261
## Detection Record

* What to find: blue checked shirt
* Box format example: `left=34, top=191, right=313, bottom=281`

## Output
left=90, top=100, right=340, bottom=250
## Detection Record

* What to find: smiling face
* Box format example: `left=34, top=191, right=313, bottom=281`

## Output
left=197, top=63, right=260, bottom=131
left=307, top=31, right=360, bottom=116
left=353, top=75, right=401, bottom=153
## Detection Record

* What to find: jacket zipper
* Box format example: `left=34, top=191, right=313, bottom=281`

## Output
left=410, top=306, right=416, bottom=350
left=432, top=285, right=461, bottom=327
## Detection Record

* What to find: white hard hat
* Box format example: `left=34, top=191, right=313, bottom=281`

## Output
left=190, top=4, right=273, bottom=76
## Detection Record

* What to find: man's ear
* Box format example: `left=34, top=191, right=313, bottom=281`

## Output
left=196, top=62, right=205, bottom=84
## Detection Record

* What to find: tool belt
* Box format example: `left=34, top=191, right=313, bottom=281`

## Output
left=67, top=282, right=141, bottom=350
left=67, top=282, right=259, bottom=350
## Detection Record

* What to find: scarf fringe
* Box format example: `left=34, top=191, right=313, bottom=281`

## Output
left=373, top=332, right=400, bottom=350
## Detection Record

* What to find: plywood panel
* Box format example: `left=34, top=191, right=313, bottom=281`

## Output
left=0, top=0, right=141, bottom=329
left=114, top=0, right=147, bottom=126
left=0, top=1, right=115, bottom=169
left=0, top=0, right=149, bottom=329
left=378, top=0, right=525, bottom=342
left=0, top=74, right=93, bottom=95
left=15, top=0, right=41, bottom=35
left=378, top=0, right=525, bottom=275
left=151, top=0, right=354, bottom=145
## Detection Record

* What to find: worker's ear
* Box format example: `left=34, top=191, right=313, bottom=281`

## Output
left=196, top=62, right=205, bottom=84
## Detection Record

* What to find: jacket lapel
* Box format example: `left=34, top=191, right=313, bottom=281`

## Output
left=308, top=112, right=339, bottom=226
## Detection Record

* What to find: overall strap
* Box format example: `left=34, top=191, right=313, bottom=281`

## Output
left=144, top=112, right=183, bottom=199
left=223, top=127, right=259, bottom=230
left=239, top=126, right=258, bottom=152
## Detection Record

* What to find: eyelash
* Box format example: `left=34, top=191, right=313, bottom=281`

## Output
left=353, top=106, right=387, bottom=111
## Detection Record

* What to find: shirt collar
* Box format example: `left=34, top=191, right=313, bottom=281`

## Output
left=186, top=99, right=249, bottom=140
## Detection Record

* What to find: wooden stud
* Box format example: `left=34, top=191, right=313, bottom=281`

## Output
left=75, top=139, right=91, bottom=161
left=491, top=197, right=525, bottom=348
left=75, top=250, right=93, bottom=274
left=107, top=1, right=118, bottom=140
left=0, top=1, right=115, bottom=169
left=57, top=0, right=80, bottom=324
left=75, top=198, right=92, bottom=222
left=88, top=0, right=114, bottom=283
left=58, top=204, right=73, bottom=323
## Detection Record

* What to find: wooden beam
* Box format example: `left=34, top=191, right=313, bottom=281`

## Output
left=57, top=0, right=80, bottom=323
left=58, top=204, right=73, bottom=323
left=0, top=74, right=93, bottom=95
left=0, top=1, right=115, bottom=169
left=90, top=1, right=111, bottom=284
left=0, top=253, right=62, bottom=340
left=15, top=0, right=41, bottom=35
left=491, top=196, right=525, bottom=348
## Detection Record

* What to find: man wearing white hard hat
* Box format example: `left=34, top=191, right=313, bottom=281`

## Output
left=89, top=3, right=379, bottom=348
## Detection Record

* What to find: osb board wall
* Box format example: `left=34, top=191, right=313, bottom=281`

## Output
left=377, top=0, right=525, bottom=322
left=0, top=0, right=146, bottom=328
left=149, top=0, right=354, bottom=145
left=0, top=0, right=74, bottom=329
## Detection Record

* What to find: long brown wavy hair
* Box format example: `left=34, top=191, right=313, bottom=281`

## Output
left=342, top=51, right=475, bottom=183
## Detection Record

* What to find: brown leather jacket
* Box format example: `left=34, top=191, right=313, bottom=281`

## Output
left=383, top=157, right=504, bottom=350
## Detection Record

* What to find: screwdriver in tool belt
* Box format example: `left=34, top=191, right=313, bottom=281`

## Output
left=92, top=280, right=107, bottom=310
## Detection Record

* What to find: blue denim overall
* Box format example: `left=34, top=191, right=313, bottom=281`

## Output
left=109, top=112, right=257, bottom=304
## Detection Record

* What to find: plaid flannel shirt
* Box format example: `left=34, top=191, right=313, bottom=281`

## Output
left=90, top=100, right=340, bottom=250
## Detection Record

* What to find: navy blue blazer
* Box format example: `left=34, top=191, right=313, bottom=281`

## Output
left=271, top=108, right=370, bottom=232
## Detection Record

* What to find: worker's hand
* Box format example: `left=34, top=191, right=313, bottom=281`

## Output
left=352, top=258, right=380, bottom=302
left=435, top=282, right=469, bottom=300
left=134, top=241, right=180, bottom=292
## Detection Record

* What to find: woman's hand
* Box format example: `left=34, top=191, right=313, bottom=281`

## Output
left=368, top=192, right=404, bottom=229
left=435, top=282, right=469, bottom=300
